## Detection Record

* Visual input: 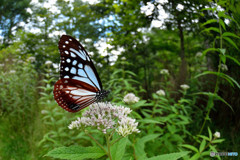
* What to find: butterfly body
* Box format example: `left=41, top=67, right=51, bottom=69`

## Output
left=54, top=35, right=109, bottom=112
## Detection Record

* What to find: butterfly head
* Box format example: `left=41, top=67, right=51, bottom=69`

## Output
left=97, top=90, right=110, bottom=101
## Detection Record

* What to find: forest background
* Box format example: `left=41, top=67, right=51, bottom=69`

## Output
left=0, top=0, right=240, bottom=159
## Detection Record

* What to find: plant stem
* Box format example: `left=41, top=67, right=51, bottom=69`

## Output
left=199, top=14, right=223, bottom=135
left=111, top=136, right=124, bottom=146
left=106, top=134, right=113, bottom=160
left=86, top=132, right=108, bottom=155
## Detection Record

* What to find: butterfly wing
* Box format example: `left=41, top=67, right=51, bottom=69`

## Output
left=54, top=35, right=103, bottom=112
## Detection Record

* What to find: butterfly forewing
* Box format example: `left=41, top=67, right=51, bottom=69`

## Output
left=54, top=35, right=107, bottom=112
left=58, top=35, right=102, bottom=90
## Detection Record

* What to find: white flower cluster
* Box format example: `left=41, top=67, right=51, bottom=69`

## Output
left=195, top=52, right=203, bottom=57
left=180, top=84, right=190, bottom=90
left=45, top=60, right=53, bottom=66
left=160, top=69, right=169, bottom=75
left=123, top=93, right=140, bottom=104
left=68, top=102, right=140, bottom=137
left=219, top=64, right=228, bottom=71
left=214, top=131, right=220, bottom=138
left=9, top=70, right=16, bottom=74
left=156, top=89, right=165, bottom=96
left=27, top=56, right=36, bottom=62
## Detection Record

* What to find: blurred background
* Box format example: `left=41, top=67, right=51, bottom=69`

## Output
left=0, top=0, right=239, bottom=159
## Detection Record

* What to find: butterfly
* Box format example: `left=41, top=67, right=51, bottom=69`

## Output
left=53, top=35, right=109, bottom=112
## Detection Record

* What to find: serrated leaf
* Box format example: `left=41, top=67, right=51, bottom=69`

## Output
left=146, top=151, right=190, bottom=160
left=223, top=37, right=239, bottom=50
left=199, top=139, right=206, bottom=152
left=45, top=146, right=106, bottom=160
left=180, top=144, right=198, bottom=152
left=111, top=137, right=128, bottom=160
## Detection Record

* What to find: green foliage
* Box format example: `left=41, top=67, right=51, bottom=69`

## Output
left=46, top=146, right=106, bottom=160
left=0, top=0, right=239, bottom=159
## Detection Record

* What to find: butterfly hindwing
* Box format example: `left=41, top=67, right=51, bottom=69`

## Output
left=54, top=78, right=98, bottom=112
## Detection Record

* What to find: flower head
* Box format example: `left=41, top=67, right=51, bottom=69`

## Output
left=27, top=56, right=36, bottom=63
left=156, top=89, right=165, bottom=96
left=9, top=70, right=16, bottom=74
left=219, top=64, right=228, bottom=71
left=45, top=60, right=53, bottom=67
left=116, top=117, right=140, bottom=137
left=160, top=69, right=169, bottom=75
left=68, top=102, right=140, bottom=136
left=195, top=52, right=202, bottom=57
left=214, top=131, right=220, bottom=138
left=123, top=93, right=140, bottom=104
left=180, top=84, right=190, bottom=90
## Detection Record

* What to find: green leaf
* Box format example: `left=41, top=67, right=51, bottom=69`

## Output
left=180, top=144, right=198, bottom=152
left=223, top=37, right=239, bottom=50
left=208, top=127, right=212, bottom=141
left=222, top=32, right=240, bottom=39
left=111, top=137, right=128, bottom=160
left=201, top=27, right=220, bottom=33
left=195, top=71, right=240, bottom=90
left=192, top=92, right=234, bottom=112
left=219, top=48, right=226, bottom=55
left=197, top=135, right=210, bottom=141
left=138, top=119, right=163, bottom=124
left=146, top=151, right=190, bottom=160
left=135, top=134, right=160, bottom=159
left=201, top=19, right=218, bottom=26
left=219, top=19, right=226, bottom=30
left=220, top=54, right=226, bottom=63
left=202, top=48, right=219, bottom=56
left=226, top=55, right=240, bottom=66
left=212, top=139, right=225, bottom=143
left=45, top=146, right=106, bottom=160
left=218, top=12, right=238, bottom=24
left=190, top=153, right=200, bottom=160
left=199, top=139, right=206, bottom=153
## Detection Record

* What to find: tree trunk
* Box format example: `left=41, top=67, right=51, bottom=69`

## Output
left=177, top=19, right=188, bottom=87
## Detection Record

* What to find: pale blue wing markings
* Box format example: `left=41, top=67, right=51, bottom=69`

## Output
left=72, top=60, right=77, bottom=65
left=78, top=69, right=87, bottom=77
left=70, top=52, right=76, bottom=58
left=70, top=67, right=77, bottom=74
left=70, top=48, right=86, bottom=60
left=66, top=58, right=71, bottom=63
left=72, top=76, right=95, bottom=88
left=78, top=63, right=83, bottom=68
left=84, top=65, right=101, bottom=90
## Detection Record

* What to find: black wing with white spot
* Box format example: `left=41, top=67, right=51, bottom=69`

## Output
left=58, top=35, right=102, bottom=90
left=53, top=35, right=109, bottom=112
